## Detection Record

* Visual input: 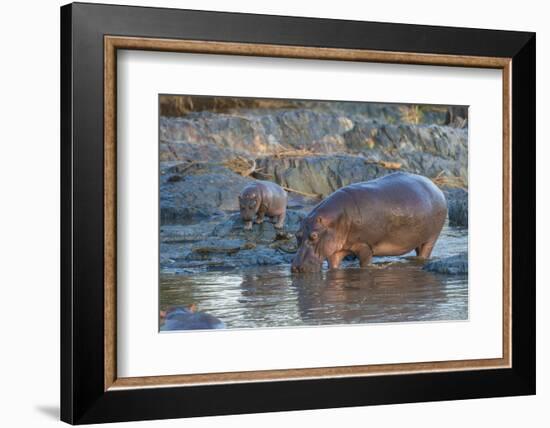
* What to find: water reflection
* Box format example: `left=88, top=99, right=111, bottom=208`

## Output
left=160, top=262, right=467, bottom=330
left=160, top=224, right=468, bottom=330
left=291, top=265, right=466, bottom=324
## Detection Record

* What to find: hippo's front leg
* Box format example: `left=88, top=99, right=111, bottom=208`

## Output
left=327, top=250, right=350, bottom=270
left=352, top=243, right=373, bottom=267
left=274, top=211, right=286, bottom=230
left=255, top=209, right=266, bottom=224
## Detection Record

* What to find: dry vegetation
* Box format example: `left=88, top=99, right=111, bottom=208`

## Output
left=160, top=95, right=303, bottom=116
left=431, top=171, right=467, bottom=189
left=223, top=156, right=257, bottom=177
left=398, top=105, right=423, bottom=125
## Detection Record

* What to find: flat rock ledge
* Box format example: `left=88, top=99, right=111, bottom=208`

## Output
left=423, top=252, right=468, bottom=275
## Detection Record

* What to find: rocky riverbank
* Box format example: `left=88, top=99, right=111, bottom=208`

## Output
left=423, top=252, right=468, bottom=274
left=160, top=99, right=468, bottom=274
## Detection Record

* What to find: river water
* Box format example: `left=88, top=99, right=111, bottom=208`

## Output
left=160, top=225, right=468, bottom=329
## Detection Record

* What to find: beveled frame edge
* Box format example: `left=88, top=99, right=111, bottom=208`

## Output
left=104, top=35, right=512, bottom=392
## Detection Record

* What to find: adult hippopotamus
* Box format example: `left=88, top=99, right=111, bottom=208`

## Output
left=291, top=172, right=447, bottom=273
left=239, top=180, right=287, bottom=230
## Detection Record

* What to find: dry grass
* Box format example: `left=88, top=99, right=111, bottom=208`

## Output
left=160, top=95, right=304, bottom=117
left=223, top=156, right=258, bottom=176
left=378, top=160, right=402, bottom=170
left=431, top=171, right=467, bottom=189
left=398, top=105, right=423, bottom=125
left=221, top=156, right=322, bottom=199
left=168, top=157, right=260, bottom=177
left=365, top=159, right=402, bottom=170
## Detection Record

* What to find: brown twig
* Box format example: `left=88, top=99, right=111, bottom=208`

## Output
left=178, top=161, right=198, bottom=174
left=222, top=156, right=258, bottom=176
left=241, top=158, right=256, bottom=177
left=281, top=186, right=320, bottom=199
left=272, top=148, right=317, bottom=158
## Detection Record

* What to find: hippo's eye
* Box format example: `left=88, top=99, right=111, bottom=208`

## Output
left=309, top=231, right=319, bottom=241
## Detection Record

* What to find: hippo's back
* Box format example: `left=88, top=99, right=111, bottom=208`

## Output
left=345, top=172, right=447, bottom=215
left=242, top=180, right=286, bottom=199
left=340, top=173, right=447, bottom=253
left=257, top=180, right=287, bottom=199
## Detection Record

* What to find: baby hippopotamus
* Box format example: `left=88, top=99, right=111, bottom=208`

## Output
left=291, top=172, right=447, bottom=273
left=160, top=305, right=226, bottom=331
left=239, top=180, right=287, bottom=230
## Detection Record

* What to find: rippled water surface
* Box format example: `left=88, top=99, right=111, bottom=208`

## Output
left=160, top=226, right=468, bottom=329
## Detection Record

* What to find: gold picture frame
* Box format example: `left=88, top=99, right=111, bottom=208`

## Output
left=104, top=35, right=512, bottom=391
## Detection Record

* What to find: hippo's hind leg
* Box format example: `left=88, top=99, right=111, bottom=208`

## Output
left=274, top=211, right=286, bottom=230
left=415, top=236, right=438, bottom=259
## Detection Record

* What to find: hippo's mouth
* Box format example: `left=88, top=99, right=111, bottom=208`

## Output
left=291, top=259, right=323, bottom=273
left=291, top=241, right=325, bottom=273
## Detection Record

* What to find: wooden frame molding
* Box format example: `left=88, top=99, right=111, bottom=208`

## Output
left=104, top=35, right=513, bottom=391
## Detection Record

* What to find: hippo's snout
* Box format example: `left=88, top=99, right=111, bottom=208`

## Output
left=291, top=246, right=323, bottom=273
